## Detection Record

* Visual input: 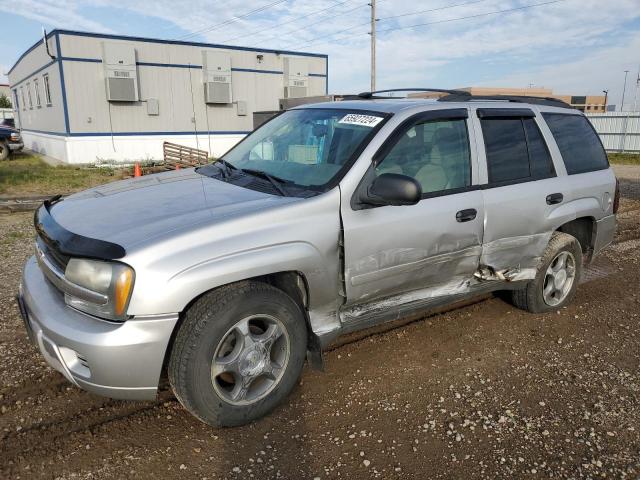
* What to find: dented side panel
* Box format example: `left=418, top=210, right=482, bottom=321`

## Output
left=341, top=189, right=485, bottom=308
left=478, top=175, right=568, bottom=276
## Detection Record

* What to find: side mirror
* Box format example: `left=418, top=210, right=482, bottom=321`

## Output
left=364, top=173, right=422, bottom=207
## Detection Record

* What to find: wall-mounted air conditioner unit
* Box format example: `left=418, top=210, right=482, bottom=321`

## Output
left=202, top=51, right=232, bottom=104
left=102, top=42, right=139, bottom=102
left=283, top=57, right=308, bottom=99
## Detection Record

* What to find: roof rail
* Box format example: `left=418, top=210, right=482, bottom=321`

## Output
left=439, top=94, right=573, bottom=109
left=357, top=88, right=471, bottom=99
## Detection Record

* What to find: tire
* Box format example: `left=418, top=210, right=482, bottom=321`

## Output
left=0, top=142, right=9, bottom=161
left=168, top=281, right=308, bottom=427
left=510, top=232, right=582, bottom=313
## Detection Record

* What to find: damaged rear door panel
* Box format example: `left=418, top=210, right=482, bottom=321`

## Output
left=473, top=107, right=567, bottom=281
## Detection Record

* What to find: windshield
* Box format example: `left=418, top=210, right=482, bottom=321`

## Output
left=218, top=108, right=388, bottom=191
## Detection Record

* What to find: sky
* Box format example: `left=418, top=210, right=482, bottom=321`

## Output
left=2, top=0, right=640, bottom=109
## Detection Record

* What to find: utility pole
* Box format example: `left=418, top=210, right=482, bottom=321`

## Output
left=369, top=0, right=376, bottom=92
left=621, top=70, right=629, bottom=111
left=602, top=90, right=608, bottom=112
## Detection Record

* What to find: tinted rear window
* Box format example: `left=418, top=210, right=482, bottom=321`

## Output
left=542, top=113, right=608, bottom=174
left=523, top=118, right=555, bottom=178
left=482, top=118, right=530, bottom=183
left=481, top=117, right=555, bottom=184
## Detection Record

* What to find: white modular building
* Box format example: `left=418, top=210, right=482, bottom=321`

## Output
left=8, top=30, right=328, bottom=163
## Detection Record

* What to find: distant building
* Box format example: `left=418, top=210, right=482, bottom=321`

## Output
left=7, top=30, right=328, bottom=163
left=410, top=86, right=607, bottom=113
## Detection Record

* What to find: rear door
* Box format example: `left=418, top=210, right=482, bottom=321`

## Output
left=473, top=108, right=566, bottom=278
left=341, top=108, right=485, bottom=307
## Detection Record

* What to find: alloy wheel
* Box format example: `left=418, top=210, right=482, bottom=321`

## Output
left=211, top=314, right=290, bottom=406
left=542, top=251, right=576, bottom=306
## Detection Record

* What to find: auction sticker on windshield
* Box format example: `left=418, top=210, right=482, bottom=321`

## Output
left=338, top=114, right=384, bottom=128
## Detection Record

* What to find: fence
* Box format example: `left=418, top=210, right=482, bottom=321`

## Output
left=587, top=112, right=640, bottom=153
left=0, top=108, right=14, bottom=120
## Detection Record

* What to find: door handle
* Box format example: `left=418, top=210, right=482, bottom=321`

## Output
left=546, top=193, right=563, bottom=205
left=456, top=208, right=477, bottom=222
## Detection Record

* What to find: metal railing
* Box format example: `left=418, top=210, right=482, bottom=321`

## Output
left=587, top=112, right=640, bottom=153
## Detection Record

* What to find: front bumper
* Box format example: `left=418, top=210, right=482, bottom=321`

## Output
left=8, top=141, right=24, bottom=151
left=18, top=256, right=179, bottom=400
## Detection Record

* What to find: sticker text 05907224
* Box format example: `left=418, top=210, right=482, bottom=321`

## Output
left=338, top=114, right=384, bottom=128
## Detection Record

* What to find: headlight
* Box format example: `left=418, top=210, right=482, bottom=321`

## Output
left=64, top=258, right=135, bottom=321
left=10, top=132, right=20, bottom=141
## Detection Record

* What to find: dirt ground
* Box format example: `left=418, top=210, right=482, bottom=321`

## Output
left=1, top=165, right=639, bottom=479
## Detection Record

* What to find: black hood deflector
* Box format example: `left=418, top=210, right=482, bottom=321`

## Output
left=34, top=196, right=126, bottom=260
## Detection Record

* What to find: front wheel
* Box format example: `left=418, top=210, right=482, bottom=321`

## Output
left=168, top=281, right=308, bottom=427
left=0, top=142, right=9, bottom=161
left=509, top=232, right=583, bottom=313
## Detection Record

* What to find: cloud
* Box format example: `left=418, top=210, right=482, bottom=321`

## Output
left=3, top=0, right=640, bottom=104
left=493, top=30, right=640, bottom=108
left=0, top=0, right=114, bottom=32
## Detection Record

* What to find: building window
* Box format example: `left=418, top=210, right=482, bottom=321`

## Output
left=27, top=82, right=33, bottom=109
left=43, top=74, right=52, bottom=106
left=34, top=78, right=42, bottom=108
left=13, top=89, right=19, bottom=111
left=20, top=87, right=26, bottom=111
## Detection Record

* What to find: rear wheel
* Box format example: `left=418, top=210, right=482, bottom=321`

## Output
left=168, top=281, right=307, bottom=427
left=510, top=232, right=582, bottom=313
left=0, top=142, right=9, bottom=161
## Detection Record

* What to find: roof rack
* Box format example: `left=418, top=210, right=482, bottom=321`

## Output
left=357, top=88, right=471, bottom=99
left=438, top=94, right=573, bottom=109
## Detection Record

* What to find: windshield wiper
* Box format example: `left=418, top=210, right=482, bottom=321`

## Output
left=215, top=159, right=237, bottom=179
left=240, top=168, right=290, bottom=196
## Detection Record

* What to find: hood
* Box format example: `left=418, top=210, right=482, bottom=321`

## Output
left=49, top=168, right=300, bottom=250
left=0, top=125, right=18, bottom=134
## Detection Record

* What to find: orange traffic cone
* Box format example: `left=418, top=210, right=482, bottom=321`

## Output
left=175, top=164, right=181, bottom=171
left=133, top=162, right=142, bottom=177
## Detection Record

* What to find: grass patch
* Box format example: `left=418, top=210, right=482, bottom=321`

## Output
left=608, top=153, right=640, bottom=166
left=0, top=154, right=127, bottom=196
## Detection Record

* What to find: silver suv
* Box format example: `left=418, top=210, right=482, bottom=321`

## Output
left=18, top=89, right=618, bottom=427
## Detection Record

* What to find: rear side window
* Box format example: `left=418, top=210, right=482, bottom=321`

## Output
left=481, top=117, right=555, bottom=184
left=542, top=113, right=608, bottom=174
left=523, top=118, right=555, bottom=178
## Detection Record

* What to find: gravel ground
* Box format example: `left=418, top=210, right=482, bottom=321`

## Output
left=1, top=166, right=639, bottom=479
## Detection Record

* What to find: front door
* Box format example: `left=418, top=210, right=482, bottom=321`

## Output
left=340, top=109, right=484, bottom=313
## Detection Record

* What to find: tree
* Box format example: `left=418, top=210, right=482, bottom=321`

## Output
left=0, top=93, right=12, bottom=109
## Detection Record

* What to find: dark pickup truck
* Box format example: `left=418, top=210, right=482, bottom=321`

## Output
left=0, top=120, right=23, bottom=160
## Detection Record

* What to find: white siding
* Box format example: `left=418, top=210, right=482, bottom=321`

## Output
left=8, top=31, right=328, bottom=163
left=58, top=32, right=327, bottom=140
left=7, top=34, right=67, bottom=134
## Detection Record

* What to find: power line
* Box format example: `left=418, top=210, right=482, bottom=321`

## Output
left=377, top=0, right=569, bottom=33
left=176, top=0, right=288, bottom=41
left=380, top=0, right=492, bottom=22
left=290, top=0, right=495, bottom=49
left=219, top=0, right=352, bottom=44
left=258, top=2, right=370, bottom=46
left=294, top=0, right=570, bottom=49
